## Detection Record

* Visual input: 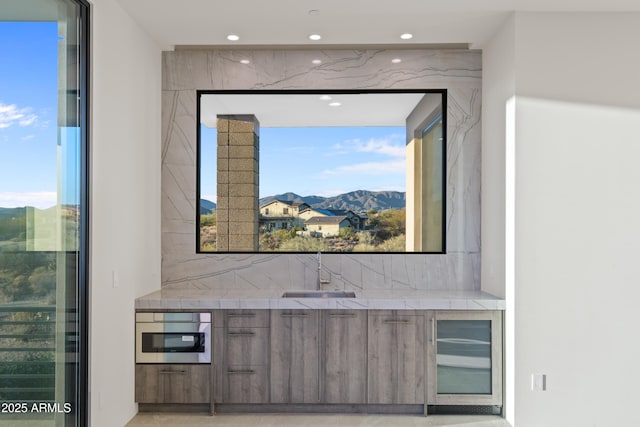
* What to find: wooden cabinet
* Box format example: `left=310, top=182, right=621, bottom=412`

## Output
left=221, top=310, right=270, bottom=403
left=135, top=308, right=502, bottom=414
left=135, top=364, right=210, bottom=404
left=321, top=310, right=367, bottom=403
left=426, top=310, right=502, bottom=406
left=367, top=311, right=426, bottom=404
left=270, top=310, right=320, bottom=403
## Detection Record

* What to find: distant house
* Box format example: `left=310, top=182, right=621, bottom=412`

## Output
left=297, top=207, right=332, bottom=221
left=259, top=199, right=368, bottom=235
left=325, top=209, right=367, bottom=230
left=259, top=200, right=310, bottom=231
left=304, top=216, right=351, bottom=237
left=298, top=208, right=367, bottom=231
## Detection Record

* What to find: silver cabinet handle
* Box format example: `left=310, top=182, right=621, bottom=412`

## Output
left=328, top=313, right=356, bottom=318
left=431, top=317, right=436, bottom=345
left=227, top=313, right=256, bottom=318
left=383, top=319, right=410, bottom=324
left=227, top=332, right=256, bottom=337
left=227, top=370, right=256, bottom=375
left=159, top=370, right=186, bottom=375
left=280, top=313, right=310, bottom=318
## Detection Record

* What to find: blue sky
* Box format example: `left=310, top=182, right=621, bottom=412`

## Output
left=0, top=22, right=62, bottom=209
left=1, top=21, right=407, bottom=208
left=201, top=125, right=407, bottom=202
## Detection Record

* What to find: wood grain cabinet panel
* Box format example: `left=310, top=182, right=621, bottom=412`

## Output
left=135, top=364, right=210, bottom=404
left=367, top=311, right=425, bottom=404
left=220, top=310, right=270, bottom=403
left=270, top=310, right=320, bottom=403
left=225, top=327, right=269, bottom=366
left=224, top=365, right=269, bottom=403
left=321, top=310, right=367, bottom=403
left=226, top=310, right=270, bottom=328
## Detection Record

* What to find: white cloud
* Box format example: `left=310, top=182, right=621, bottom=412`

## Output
left=334, top=135, right=405, bottom=158
left=354, top=138, right=405, bottom=157
left=0, top=102, right=38, bottom=129
left=321, top=159, right=405, bottom=176
left=0, top=191, right=57, bottom=209
left=19, top=115, right=37, bottom=127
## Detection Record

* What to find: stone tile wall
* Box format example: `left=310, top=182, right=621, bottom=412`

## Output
left=162, top=49, right=481, bottom=291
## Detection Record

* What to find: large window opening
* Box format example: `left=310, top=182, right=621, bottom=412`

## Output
left=197, top=90, right=445, bottom=254
left=0, top=1, right=89, bottom=425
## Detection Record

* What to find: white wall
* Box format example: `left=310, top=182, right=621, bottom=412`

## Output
left=481, top=15, right=515, bottom=300
left=484, top=12, right=640, bottom=426
left=89, top=0, right=161, bottom=425
left=481, top=13, right=515, bottom=423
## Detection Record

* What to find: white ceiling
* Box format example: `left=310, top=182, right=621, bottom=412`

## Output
left=200, top=93, right=435, bottom=128
left=116, top=0, right=640, bottom=50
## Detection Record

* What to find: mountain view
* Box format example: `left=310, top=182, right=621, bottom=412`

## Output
left=199, top=199, right=217, bottom=215
left=200, top=190, right=405, bottom=214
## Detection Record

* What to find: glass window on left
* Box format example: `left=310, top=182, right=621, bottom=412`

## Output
left=0, top=1, right=89, bottom=426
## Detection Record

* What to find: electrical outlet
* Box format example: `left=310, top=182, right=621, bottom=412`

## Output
left=531, top=373, right=546, bottom=391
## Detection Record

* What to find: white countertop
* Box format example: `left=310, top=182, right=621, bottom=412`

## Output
left=135, top=286, right=505, bottom=311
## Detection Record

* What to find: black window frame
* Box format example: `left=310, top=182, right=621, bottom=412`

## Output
left=196, top=88, right=447, bottom=254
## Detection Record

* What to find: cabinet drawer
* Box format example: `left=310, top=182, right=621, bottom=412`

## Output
left=135, top=364, right=210, bottom=404
left=225, top=327, right=269, bottom=365
left=224, top=365, right=269, bottom=403
left=226, top=310, right=269, bottom=328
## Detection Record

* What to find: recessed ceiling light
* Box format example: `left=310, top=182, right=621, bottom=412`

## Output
left=391, top=58, right=402, bottom=64
left=329, top=102, right=342, bottom=107
left=227, top=34, right=239, bottom=41
left=240, top=59, right=250, bottom=64
left=319, top=95, right=332, bottom=101
left=312, top=59, right=322, bottom=65
left=308, top=9, right=320, bottom=16
left=309, top=34, right=322, bottom=41
left=400, top=33, right=413, bottom=40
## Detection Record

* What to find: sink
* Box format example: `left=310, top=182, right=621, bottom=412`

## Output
left=282, top=291, right=357, bottom=298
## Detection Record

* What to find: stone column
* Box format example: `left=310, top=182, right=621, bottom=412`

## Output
left=216, top=115, right=259, bottom=251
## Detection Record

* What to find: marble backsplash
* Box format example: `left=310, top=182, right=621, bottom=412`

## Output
left=161, top=48, right=481, bottom=292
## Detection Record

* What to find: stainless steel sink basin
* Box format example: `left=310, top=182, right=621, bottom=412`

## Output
left=282, top=291, right=356, bottom=298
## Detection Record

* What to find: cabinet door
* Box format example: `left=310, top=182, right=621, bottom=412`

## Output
left=426, top=311, right=502, bottom=406
left=367, top=311, right=425, bottom=404
left=322, top=311, right=367, bottom=403
left=270, top=310, right=319, bottom=403
left=135, top=364, right=210, bottom=404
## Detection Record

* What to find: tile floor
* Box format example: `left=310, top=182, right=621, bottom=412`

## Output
left=125, top=413, right=511, bottom=427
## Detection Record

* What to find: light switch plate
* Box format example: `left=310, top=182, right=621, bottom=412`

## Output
left=112, top=270, right=119, bottom=288
left=531, top=373, right=547, bottom=391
